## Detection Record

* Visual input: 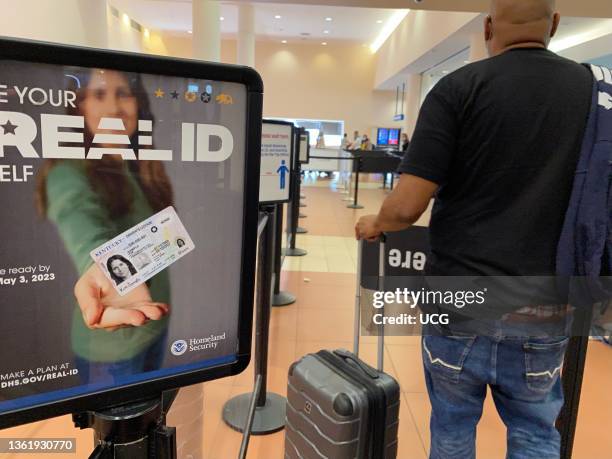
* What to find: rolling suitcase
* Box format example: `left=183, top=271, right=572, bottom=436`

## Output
left=284, top=238, right=400, bottom=459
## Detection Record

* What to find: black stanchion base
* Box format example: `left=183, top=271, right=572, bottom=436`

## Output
left=299, top=213, right=307, bottom=218
left=283, top=247, right=308, bottom=257
left=223, top=393, right=286, bottom=435
left=272, top=291, right=296, bottom=307
left=296, top=227, right=308, bottom=234
left=299, top=202, right=307, bottom=208
left=347, top=203, right=364, bottom=209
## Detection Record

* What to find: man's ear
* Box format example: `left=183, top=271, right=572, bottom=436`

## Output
left=550, top=12, right=560, bottom=39
left=484, top=15, right=493, bottom=42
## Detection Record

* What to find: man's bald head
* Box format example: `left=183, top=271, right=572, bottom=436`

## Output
left=484, top=0, right=560, bottom=56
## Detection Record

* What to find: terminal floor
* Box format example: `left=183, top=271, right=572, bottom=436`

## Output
left=4, top=174, right=611, bottom=459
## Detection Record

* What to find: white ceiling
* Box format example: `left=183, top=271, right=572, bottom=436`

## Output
left=378, top=14, right=612, bottom=89
left=109, top=0, right=404, bottom=43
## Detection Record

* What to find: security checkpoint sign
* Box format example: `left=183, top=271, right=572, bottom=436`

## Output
left=259, top=120, right=294, bottom=204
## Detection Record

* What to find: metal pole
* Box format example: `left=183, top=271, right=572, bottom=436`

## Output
left=353, top=240, right=364, bottom=355
left=285, top=162, right=307, bottom=256
left=223, top=209, right=286, bottom=435
left=238, top=375, right=262, bottom=459
left=272, top=203, right=296, bottom=306
left=558, top=303, right=594, bottom=459
left=347, top=156, right=364, bottom=209
left=377, top=237, right=385, bottom=371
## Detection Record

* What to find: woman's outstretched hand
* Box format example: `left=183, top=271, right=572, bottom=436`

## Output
left=74, top=264, right=169, bottom=330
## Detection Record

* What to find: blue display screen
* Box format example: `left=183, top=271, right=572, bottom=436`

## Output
left=377, top=128, right=389, bottom=146
left=388, top=129, right=400, bottom=146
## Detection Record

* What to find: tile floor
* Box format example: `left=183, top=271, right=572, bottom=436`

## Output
left=2, top=174, right=610, bottom=459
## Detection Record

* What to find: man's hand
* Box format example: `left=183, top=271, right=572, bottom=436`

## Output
left=74, top=264, right=169, bottom=330
left=355, top=215, right=382, bottom=241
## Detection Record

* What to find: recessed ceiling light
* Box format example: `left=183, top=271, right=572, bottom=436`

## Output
left=322, top=42, right=327, bottom=46
left=464, top=60, right=469, bottom=64
left=188, top=30, right=193, bottom=34
left=220, top=16, right=224, bottom=21
left=275, top=15, right=282, bottom=19
left=122, top=13, right=130, bottom=25
left=377, top=20, right=383, bottom=24
left=442, top=70, right=449, bottom=74
left=144, top=28, right=150, bottom=38
left=282, top=40, right=287, bottom=44
left=325, top=17, right=333, bottom=22
left=324, top=30, right=330, bottom=34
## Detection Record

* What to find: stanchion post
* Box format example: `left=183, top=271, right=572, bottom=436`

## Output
left=284, top=162, right=308, bottom=256
left=557, top=303, right=594, bottom=459
left=347, top=156, right=364, bottom=209
left=272, top=204, right=296, bottom=307
left=222, top=208, right=286, bottom=435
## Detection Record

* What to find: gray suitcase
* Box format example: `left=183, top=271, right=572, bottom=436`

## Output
left=284, top=238, right=400, bottom=459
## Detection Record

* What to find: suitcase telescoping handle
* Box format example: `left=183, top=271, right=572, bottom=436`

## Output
left=353, top=235, right=386, bottom=372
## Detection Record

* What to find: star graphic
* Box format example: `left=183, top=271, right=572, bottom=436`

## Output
left=154, top=88, right=165, bottom=98
left=170, top=90, right=179, bottom=99
left=201, top=92, right=211, bottom=103
left=1, top=120, right=17, bottom=135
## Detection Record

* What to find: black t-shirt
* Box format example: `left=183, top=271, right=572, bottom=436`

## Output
left=399, top=48, right=593, bottom=276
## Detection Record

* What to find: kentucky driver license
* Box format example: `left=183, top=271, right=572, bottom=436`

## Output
left=90, top=206, right=195, bottom=296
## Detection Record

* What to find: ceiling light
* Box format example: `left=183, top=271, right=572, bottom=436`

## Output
left=122, top=13, right=130, bottom=26
left=324, top=30, right=330, bottom=34
left=275, top=15, right=282, bottom=19
left=282, top=40, right=287, bottom=44
left=322, top=42, right=327, bottom=46
left=144, top=28, right=150, bottom=38
left=377, top=20, right=383, bottom=24
left=220, top=16, right=225, bottom=21
left=188, top=30, right=192, bottom=34
left=369, top=10, right=409, bottom=53
left=325, top=17, right=333, bottom=22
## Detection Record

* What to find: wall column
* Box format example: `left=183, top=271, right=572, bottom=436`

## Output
left=192, top=0, right=221, bottom=62
left=404, top=74, right=422, bottom=138
left=237, top=3, right=255, bottom=67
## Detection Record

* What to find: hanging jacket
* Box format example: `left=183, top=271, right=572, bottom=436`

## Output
left=556, top=64, right=612, bottom=303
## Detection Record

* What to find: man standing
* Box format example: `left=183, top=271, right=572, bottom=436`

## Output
left=356, top=1, right=594, bottom=458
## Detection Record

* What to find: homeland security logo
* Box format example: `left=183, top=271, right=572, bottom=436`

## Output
left=170, top=340, right=188, bottom=356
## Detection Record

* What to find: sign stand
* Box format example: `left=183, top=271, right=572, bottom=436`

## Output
left=74, top=392, right=177, bottom=459
left=223, top=208, right=286, bottom=436
left=272, top=203, right=296, bottom=307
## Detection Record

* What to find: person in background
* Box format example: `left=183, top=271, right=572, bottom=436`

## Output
left=341, top=133, right=350, bottom=150
left=360, top=134, right=373, bottom=151
left=350, top=130, right=361, bottom=149
left=316, top=131, right=326, bottom=148
left=356, top=0, right=595, bottom=457
left=401, top=133, right=410, bottom=153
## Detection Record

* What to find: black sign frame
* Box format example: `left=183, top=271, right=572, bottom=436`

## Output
left=0, top=36, right=263, bottom=429
left=259, top=119, right=295, bottom=205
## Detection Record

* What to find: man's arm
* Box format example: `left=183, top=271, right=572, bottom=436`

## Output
left=355, top=174, right=438, bottom=241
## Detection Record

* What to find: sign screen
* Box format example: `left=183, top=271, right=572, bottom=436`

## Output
left=0, top=39, right=261, bottom=427
left=259, top=121, right=293, bottom=204
left=377, top=128, right=389, bottom=146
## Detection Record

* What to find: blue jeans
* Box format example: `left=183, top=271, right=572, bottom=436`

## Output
left=422, top=323, right=569, bottom=459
